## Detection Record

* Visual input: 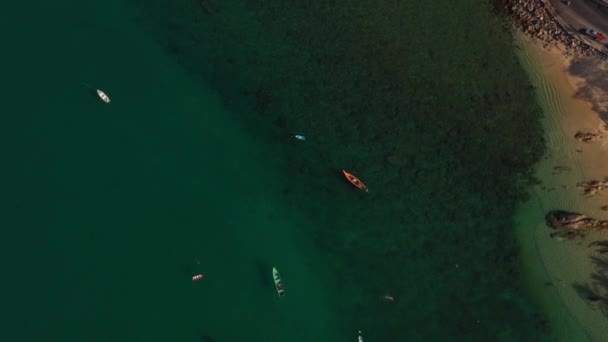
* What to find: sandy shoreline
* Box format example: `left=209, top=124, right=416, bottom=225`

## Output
left=515, top=32, right=608, bottom=341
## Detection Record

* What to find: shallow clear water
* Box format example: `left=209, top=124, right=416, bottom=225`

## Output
left=3, top=0, right=557, bottom=341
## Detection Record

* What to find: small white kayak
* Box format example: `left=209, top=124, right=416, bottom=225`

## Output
left=96, top=89, right=110, bottom=103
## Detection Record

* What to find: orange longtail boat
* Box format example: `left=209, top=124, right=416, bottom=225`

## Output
left=342, top=170, right=368, bottom=192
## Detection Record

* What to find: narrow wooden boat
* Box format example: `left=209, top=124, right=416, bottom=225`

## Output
left=342, top=170, right=368, bottom=192
left=96, top=89, right=111, bottom=103
left=273, top=267, right=285, bottom=297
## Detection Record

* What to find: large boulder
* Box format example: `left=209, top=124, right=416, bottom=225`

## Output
left=577, top=179, right=608, bottom=196
left=545, top=210, right=608, bottom=230
left=575, top=131, right=603, bottom=143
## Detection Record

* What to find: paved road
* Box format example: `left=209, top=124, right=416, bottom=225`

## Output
left=548, top=0, right=608, bottom=51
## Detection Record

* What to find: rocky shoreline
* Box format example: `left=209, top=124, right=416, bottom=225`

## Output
left=506, top=0, right=608, bottom=238
left=502, top=0, right=606, bottom=58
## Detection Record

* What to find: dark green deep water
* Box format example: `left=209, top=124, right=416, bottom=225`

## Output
left=2, top=0, right=553, bottom=341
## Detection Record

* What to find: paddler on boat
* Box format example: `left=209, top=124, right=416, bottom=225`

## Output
left=342, top=170, right=368, bottom=192
left=96, top=89, right=111, bottom=103
left=382, top=295, right=395, bottom=302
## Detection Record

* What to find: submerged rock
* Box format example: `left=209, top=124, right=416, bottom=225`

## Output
left=576, top=179, right=608, bottom=196
left=588, top=240, right=608, bottom=248
left=550, top=230, right=584, bottom=241
left=588, top=240, right=608, bottom=254
left=546, top=210, right=608, bottom=230
left=574, top=131, right=603, bottom=143
left=553, top=165, right=571, bottom=172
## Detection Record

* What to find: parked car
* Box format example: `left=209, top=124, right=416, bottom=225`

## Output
left=580, top=28, right=607, bottom=41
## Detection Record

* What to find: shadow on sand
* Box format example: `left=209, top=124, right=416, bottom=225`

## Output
left=573, top=240, right=608, bottom=316
left=568, top=57, right=608, bottom=127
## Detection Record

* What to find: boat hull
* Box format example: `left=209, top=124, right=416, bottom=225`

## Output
left=342, top=170, right=368, bottom=192
left=96, top=89, right=111, bottom=103
left=273, top=267, right=285, bottom=297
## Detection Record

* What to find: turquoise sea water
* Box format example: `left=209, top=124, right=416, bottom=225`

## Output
left=2, top=2, right=340, bottom=341
left=3, top=0, right=557, bottom=341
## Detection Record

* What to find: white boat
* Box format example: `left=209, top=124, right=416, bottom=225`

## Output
left=96, top=89, right=110, bottom=103
left=358, top=331, right=363, bottom=342
left=273, top=267, right=285, bottom=297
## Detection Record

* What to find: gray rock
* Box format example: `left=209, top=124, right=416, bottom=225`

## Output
left=575, top=131, right=603, bottom=143
left=546, top=210, right=608, bottom=230
left=576, top=179, right=608, bottom=196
